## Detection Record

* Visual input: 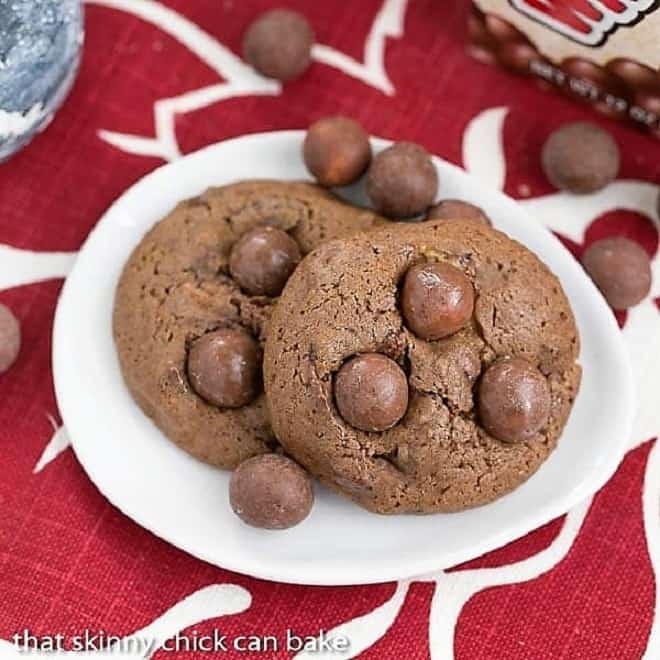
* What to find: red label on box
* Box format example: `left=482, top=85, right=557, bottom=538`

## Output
left=510, top=0, right=658, bottom=46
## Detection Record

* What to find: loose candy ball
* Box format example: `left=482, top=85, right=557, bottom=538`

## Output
left=242, top=9, right=314, bottom=81
left=366, top=142, right=439, bottom=219
left=401, top=262, right=475, bottom=340
left=542, top=122, right=620, bottom=194
left=427, top=199, right=491, bottom=226
left=581, top=237, right=652, bottom=310
left=334, top=353, right=409, bottom=432
left=0, top=304, right=20, bottom=373
left=230, top=454, right=314, bottom=529
left=187, top=328, right=261, bottom=409
left=606, top=58, right=659, bottom=92
left=498, top=42, right=543, bottom=76
left=230, top=227, right=301, bottom=297
left=303, top=116, right=371, bottom=187
left=479, top=358, right=551, bottom=443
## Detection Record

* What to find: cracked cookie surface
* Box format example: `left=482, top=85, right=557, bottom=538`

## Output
left=264, top=221, right=581, bottom=513
left=113, top=180, right=383, bottom=469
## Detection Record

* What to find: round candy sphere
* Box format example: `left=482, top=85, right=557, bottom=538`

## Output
left=0, top=0, right=83, bottom=162
left=187, top=328, right=261, bottom=409
left=478, top=357, right=551, bottom=443
left=242, top=9, right=314, bottom=81
left=581, top=237, right=652, bottom=310
left=230, top=454, right=314, bottom=529
left=303, top=116, right=371, bottom=187
left=541, top=122, right=620, bottom=194
left=334, top=353, right=409, bottom=432
left=229, top=227, right=301, bottom=297
left=401, top=262, right=475, bottom=340
left=366, top=142, right=438, bottom=219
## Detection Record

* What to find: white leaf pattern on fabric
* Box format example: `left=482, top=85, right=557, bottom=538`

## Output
left=123, top=583, right=251, bottom=658
left=624, top=302, right=660, bottom=449
left=428, top=498, right=592, bottom=659
left=0, top=243, right=75, bottom=292
left=33, top=416, right=72, bottom=474
left=293, top=581, right=410, bottom=660
left=462, top=106, right=508, bottom=191
left=85, top=0, right=281, bottom=161
left=520, top=181, right=659, bottom=243
left=311, top=0, right=407, bottom=95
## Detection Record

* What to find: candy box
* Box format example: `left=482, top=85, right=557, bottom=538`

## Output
left=469, top=1, right=660, bottom=136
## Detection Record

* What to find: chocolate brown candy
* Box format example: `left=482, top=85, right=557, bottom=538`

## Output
left=498, top=42, right=541, bottom=76
left=0, top=304, right=20, bottom=373
left=187, top=328, right=261, bottom=409
left=594, top=96, right=629, bottom=121
left=562, top=58, right=625, bottom=102
left=334, top=353, right=408, bottom=432
left=468, top=9, right=497, bottom=50
left=634, top=89, right=660, bottom=119
left=303, top=116, right=371, bottom=187
left=366, top=142, right=438, bottom=219
left=478, top=357, right=551, bottom=443
left=230, top=226, right=301, bottom=297
left=561, top=58, right=630, bottom=119
left=401, top=262, right=475, bottom=340
left=243, top=9, right=314, bottom=81
left=606, top=59, right=659, bottom=93
left=542, top=122, right=620, bottom=193
left=581, top=238, right=652, bottom=310
left=427, top=199, right=491, bottom=226
left=229, top=454, right=314, bottom=529
left=467, top=6, right=498, bottom=64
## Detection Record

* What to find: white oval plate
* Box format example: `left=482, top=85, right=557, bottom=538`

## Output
left=53, top=131, right=634, bottom=586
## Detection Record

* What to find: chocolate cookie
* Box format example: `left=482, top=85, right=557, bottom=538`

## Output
left=113, top=180, right=383, bottom=469
left=264, top=221, right=581, bottom=513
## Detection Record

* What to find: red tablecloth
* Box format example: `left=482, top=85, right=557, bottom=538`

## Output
left=1, top=1, right=659, bottom=658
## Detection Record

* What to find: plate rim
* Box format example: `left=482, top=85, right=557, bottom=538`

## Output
left=53, top=130, right=635, bottom=586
